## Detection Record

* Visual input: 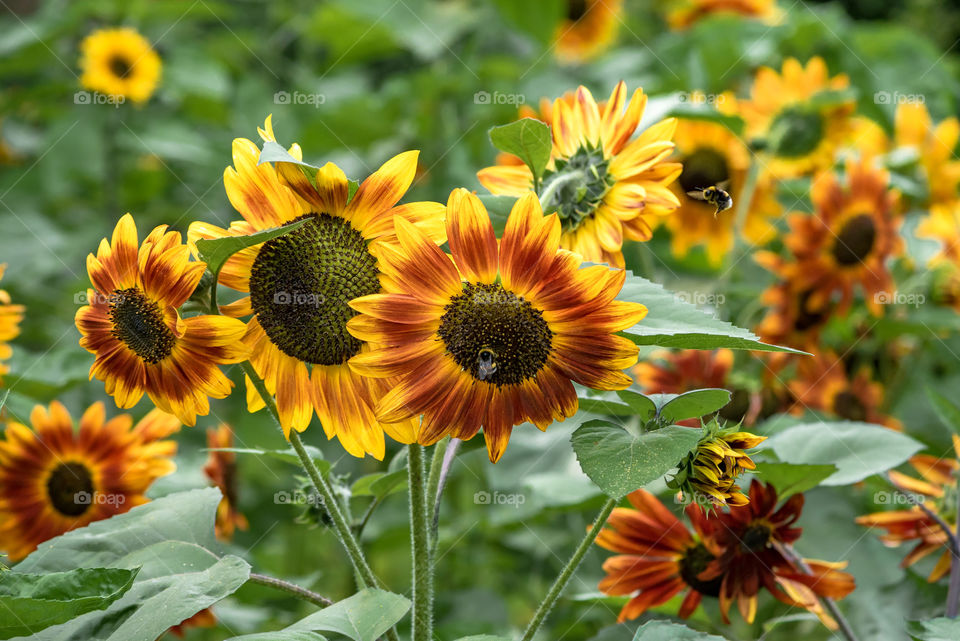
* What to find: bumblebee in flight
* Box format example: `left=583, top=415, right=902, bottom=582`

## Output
left=686, top=181, right=733, bottom=217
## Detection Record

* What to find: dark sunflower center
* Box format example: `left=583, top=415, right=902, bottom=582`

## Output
left=46, top=462, right=94, bottom=517
left=249, top=213, right=379, bottom=365
left=109, top=287, right=176, bottom=364
left=567, top=0, right=589, bottom=21
left=767, top=106, right=825, bottom=158
left=679, top=147, right=730, bottom=194
left=679, top=543, right=722, bottom=597
left=794, top=288, right=830, bottom=332
left=437, top=282, right=553, bottom=386
left=741, top=523, right=772, bottom=551
left=832, top=214, right=876, bottom=266
left=834, top=390, right=867, bottom=422
left=540, top=145, right=613, bottom=232
left=108, top=55, right=132, bottom=79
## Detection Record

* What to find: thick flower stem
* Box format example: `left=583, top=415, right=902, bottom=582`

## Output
left=408, top=443, right=433, bottom=641
left=520, top=497, right=617, bottom=641
left=248, top=572, right=333, bottom=607
left=425, top=437, right=451, bottom=549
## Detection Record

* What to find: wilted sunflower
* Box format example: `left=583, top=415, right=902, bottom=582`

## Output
left=595, top=489, right=725, bottom=621
left=79, top=27, right=161, bottom=104
left=478, top=82, right=682, bottom=267
left=665, top=115, right=780, bottom=266
left=669, top=422, right=766, bottom=507
left=0, top=401, right=179, bottom=561
left=553, top=0, right=623, bottom=63
left=76, top=214, right=248, bottom=425
left=0, top=264, right=24, bottom=382
left=188, top=117, right=445, bottom=459
left=204, top=424, right=248, bottom=541
left=667, top=0, right=781, bottom=29
left=857, top=438, right=960, bottom=582
left=712, top=481, right=856, bottom=627
left=347, top=189, right=648, bottom=462
left=735, top=57, right=853, bottom=179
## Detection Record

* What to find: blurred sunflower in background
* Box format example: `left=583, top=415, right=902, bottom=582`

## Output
left=635, top=348, right=733, bottom=394
left=188, top=117, right=445, bottom=459
left=79, top=27, right=161, bottom=103
left=754, top=254, right=835, bottom=355
left=348, top=190, right=648, bottom=462
left=553, top=0, right=623, bottom=63
left=917, top=200, right=960, bottom=264
left=75, top=214, right=248, bottom=425
left=0, top=264, right=24, bottom=382
left=0, top=401, right=179, bottom=561
left=478, top=82, right=681, bottom=267
left=667, top=0, right=781, bottom=29
left=204, top=424, right=248, bottom=541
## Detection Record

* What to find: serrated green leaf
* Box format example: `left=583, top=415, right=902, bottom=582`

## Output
left=927, top=388, right=960, bottom=437
left=284, top=588, right=410, bottom=641
left=752, top=462, right=837, bottom=500
left=615, top=390, right=658, bottom=420
left=571, top=420, right=703, bottom=498
left=906, top=617, right=960, bottom=641
left=195, top=219, right=309, bottom=277
left=633, top=620, right=729, bottom=640
left=488, top=118, right=552, bottom=182
left=659, top=389, right=732, bottom=422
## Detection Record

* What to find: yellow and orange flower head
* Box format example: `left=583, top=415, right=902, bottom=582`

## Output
left=478, top=82, right=682, bottom=267
left=712, top=481, right=855, bottom=628
left=667, top=0, right=782, bottom=29
left=666, top=114, right=780, bottom=266
left=918, top=200, right=960, bottom=266
left=595, top=489, right=725, bottom=622
left=669, top=422, right=766, bottom=508
left=0, top=401, right=179, bottom=562
left=76, top=215, right=248, bottom=426
left=857, top=437, right=960, bottom=583
left=553, top=0, right=623, bottom=63
left=204, top=424, right=248, bottom=541
left=188, top=117, right=446, bottom=460
left=346, top=189, right=648, bottom=462
left=788, top=351, right=902, bottom=430
left=736, top=57, right=853, bottom=179
left=781, top=157, right=902, bottom=316
left=79, top=27, right=161, bottom=104
left=0, top=264, right=24, bottom=382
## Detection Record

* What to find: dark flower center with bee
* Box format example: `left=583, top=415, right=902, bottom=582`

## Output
left=832, top=214, right=876, bottom=266
left=567, top=0, right=589, bottom=21
left=438, top=282, right=553, bottom=386
left=46, top=462, right=95, bottom=517
left=540, top=145, right=614, bottom=232
left=679, top=543, right=722, bottom=596
left=834, top=390, right=868, bottom=422
left=109, top=287, right=176, bottom=364
left=767, top=106, right=825, bottom=158
left=741, top=523, right=773, bottom=551
left=249, top=213, right=380, bottom=365
left=679, top=147, right=730, bottom=196
left=108, top=55, right=133, bottom=79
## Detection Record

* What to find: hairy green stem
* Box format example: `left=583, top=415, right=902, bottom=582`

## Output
left=520, top=497, right=617, bottom=641
left=408, top=443, right=433, bottom=641
left=425, top=437, right=450, bottom=549
left=430, top=438, right=461, bottom=552
left=248, top=572, right=333, bottom=607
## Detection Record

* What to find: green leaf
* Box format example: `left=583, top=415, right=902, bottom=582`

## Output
left=633, top=620, right=729, bottom=640
left=617, top=271, right=803, bottom=353
left=488, top=118, right=552, bottom=183
left=259, top=140, right=321, bottom=169
left=752, top=462, right=837, bottom=500
left=927, top=388, right=960, bottom=437
left=207, top=447, right=330, bottom=476
left=15, top=488, right=251, bottom=641
left=195, top=219, right=309, bottom=277
left=616, top=390, right=658, bottom=420
left=0, top=568, right=138, bottom=639
left=658, top=389, right=732, bottom=423
left=906, top=617, right=960, bottom=641
left=762, top=422, right=924, bottom=485
left=454, top=637, right=514, bottom=641
left=479, top=194, right=518, bottom=234
left=350, top=469, right=408, bottom=498
left=284, top=588, right=411, bottom=641
left=571, top=420, right=703, bottom=498
left=490, top=0, right=564, bottom=44
left=229, top=634, right=327, bottom=641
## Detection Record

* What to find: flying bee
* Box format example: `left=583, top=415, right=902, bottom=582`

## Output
left=686, top=181, right=733, bottom=217
left=477, top=347, right=498, bottom=381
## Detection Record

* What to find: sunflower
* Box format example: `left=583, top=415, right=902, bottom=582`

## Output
left=187, top=117, right=445, bottom=460
left=347, top=189, right=648, bottom=462
left=735, top=57, right=854, bottom=179
left=667, top=0, right=781, bottom=29
left=665, top=115, right=780, bottom=266
left=204, top=424, right=248, bottom=541
left=553, top=0, right=623, bottom=63
left=75, top=215, right=248, bottom=426
left=917, top=200, right=960, bottom=265
left=595, top=489, right=725, bottom=621
left=788, top=351, right=902, bottom=429
left=635, top=348, right=733, bottom=394
left=168, top=608, right=217, bottom=638
left=857, top=438, right=960, bottom=582
left=755, top=254, right=834, bottom=355
left=478, top=82, right=682, bottom=267
left=670, top=422, right=766, bottom=508
left=0, top=264, right=24, bottom=382
left=0, top=401, right=179, bottom=562
left=711, top=481, right=856, bottom=627
left=79, top=27, right=161, bottom=104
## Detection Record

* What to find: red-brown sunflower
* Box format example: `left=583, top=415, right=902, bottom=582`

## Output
left=0, top=263, right=24, bottom=382
left=75, top=214, right=248, bottom=425
left=347, top=189, right=648, bottom=462
left=0, top=401, right=179, bottom=561
left=204, top=424, right=248, bottom=541
left=188, top=117, right=445, bottom=460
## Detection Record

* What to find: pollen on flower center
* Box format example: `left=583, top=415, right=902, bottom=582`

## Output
left=108, top=55, right=132, bottom=79
left=109, top=287, right=176, bottom=364
left=679, top=147, right=730, bottom=194
left=832, top=214, right=876, bottom=266
left=540, top=145, right=614, bottom=232
left=438, top=282, right=553, bottom=386
left=767, top=106, right=825, bottom=158
left=46, top=462, right=94, bottom=517
left=679, top=543, right=722, bottom=597
left=249, top=213, right=380, bottom=365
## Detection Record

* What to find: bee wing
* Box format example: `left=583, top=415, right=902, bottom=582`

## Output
left=686, top=190, right=709, bottom=201
left=716, top=180, right=731, bottom=191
